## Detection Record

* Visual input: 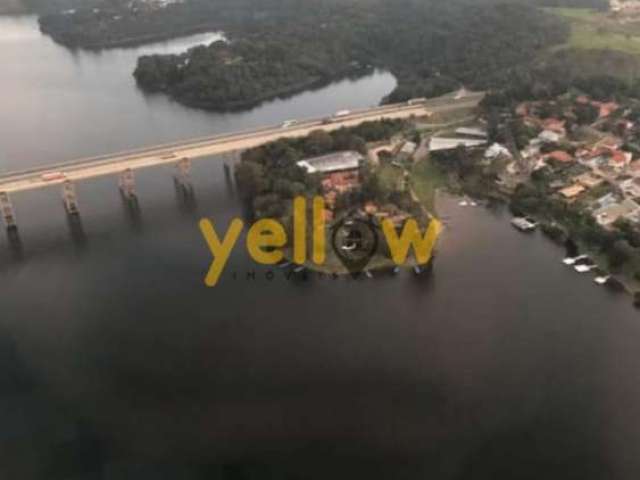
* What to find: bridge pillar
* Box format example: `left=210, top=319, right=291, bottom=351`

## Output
left=0, top=191, right=17, bottom=231
left=62, top=180, right=80, bottom=216
left=174, top=157, right=193, bottom=192
left=118, top=168, right=136, bottom=200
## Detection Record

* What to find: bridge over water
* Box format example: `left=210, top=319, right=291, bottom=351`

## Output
left=0, top=91, right=484, bottom=231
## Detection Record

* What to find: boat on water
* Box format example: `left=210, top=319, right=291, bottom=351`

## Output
left=592, top=267, right=610, bottom=284
left=511, top=217, right=538, bottom=232
left=575, top=258, right=596, bottom=273
left=576, top=264, right=597, bottom=273
left=563, top=254, right=589, bottom=265
left=459, top=196, right=478, bottom=207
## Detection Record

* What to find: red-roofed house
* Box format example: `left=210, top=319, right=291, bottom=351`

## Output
left=595, top=101, right=619, bottom=118
left=547, top=150, right=574, bottom=164
left=542, top=118, right=566, bottom=135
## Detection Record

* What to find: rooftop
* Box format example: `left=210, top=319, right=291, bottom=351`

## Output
left=455, top=127, right=488, bottom=138
left=559, top=184, right=586, bottom=199
left=429, top=137, right=487, bottom=152
left=297, top=151, right=363, bottom=174
left=547, top=150, right=574, bottom=164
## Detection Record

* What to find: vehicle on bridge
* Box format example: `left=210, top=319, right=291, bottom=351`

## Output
left=41, top=172, right=66, bottom=182
left=333, top=109, right=351, bottom=118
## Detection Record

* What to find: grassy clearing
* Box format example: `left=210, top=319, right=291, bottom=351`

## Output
left=570, top=23, right=640, bottom=55
left=548, top=7, right=599, bottom=21
left=548, top=7, right=640, bottom=56
left=410, top=158, right=446, bottom=214
left=377, top=163, right=403, bottom=191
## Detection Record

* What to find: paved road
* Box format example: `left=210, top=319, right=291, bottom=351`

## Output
left=0, top=92, right=484, bottom=194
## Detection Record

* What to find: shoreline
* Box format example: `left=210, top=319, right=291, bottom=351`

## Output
left=452, top=184, right=640, bottom=303
left=39, top=21, right=223, bottom=51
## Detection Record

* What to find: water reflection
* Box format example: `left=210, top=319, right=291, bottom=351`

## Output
left=6, top=227, right=23, bottom=261
left=120, top=195, right=144, bottom=233
left=66, top=214, right=87, bottom=249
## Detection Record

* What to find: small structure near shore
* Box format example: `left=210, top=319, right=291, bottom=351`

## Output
left=296, top=150, right=364, bottom=175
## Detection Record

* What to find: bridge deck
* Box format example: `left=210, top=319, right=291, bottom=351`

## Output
left=0, top=93, right=483, bottom=194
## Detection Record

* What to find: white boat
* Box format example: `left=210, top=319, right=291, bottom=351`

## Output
left=470, top=201, right=478, bottom=207
left=458, top=200, right=469, bottom=207
left=594, top=275, right=611, bottom=285
left=511, top=217, right=538, bottom=232
left=575, top=264, right=596, bottom=273
left=563, top=254, right=588, bottom=265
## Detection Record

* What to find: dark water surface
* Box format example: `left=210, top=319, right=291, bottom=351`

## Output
left=1, top=15, right=640, bottom=480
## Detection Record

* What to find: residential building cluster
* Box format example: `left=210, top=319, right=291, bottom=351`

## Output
left=511, top=95, right=640, bottom=229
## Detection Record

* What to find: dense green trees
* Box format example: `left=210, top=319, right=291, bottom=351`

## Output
left=40, top=0, right=574, bottom=111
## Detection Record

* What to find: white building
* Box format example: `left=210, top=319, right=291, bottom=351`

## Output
left=484, top=143, right=512, bottom=161
left=428, top=137, right=487, bottom=152
left=297, top=151, right=363, bottom=174
left=538, top=130, right=561, bottom=144
left=455, top=127, right=488, bottom=138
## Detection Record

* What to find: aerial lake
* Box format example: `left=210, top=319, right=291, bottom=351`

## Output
left=0, top=15, right=639, bottom=480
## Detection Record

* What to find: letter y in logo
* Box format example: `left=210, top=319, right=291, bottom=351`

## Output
left=199, top=218, right=244, bottom=287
